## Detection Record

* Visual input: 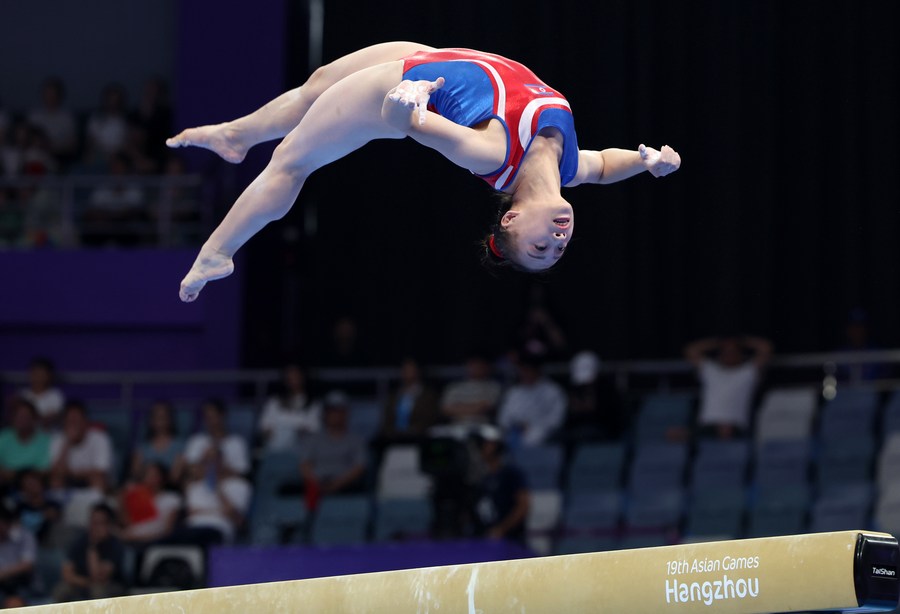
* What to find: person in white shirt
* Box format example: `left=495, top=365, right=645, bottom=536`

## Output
left=26, top=78, right=78, bottom=161
left=49, top=401, right=113, bottom=493
left=684, top=335, right=774, bottom=439
left=497, top=352, right=567, bottom=448
left=19, top=357, right=65, bottom=430
left=183, top=399, right=250, bottom=479
left=440, top=353, right=503, bottom=427
left=259, top=364, right=321, bottom=451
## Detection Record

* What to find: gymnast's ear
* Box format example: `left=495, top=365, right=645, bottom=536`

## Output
left=499, top=210, right=519, bottom=228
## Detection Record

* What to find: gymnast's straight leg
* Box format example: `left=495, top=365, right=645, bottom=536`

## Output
left=167, top=42, right=433, bottom=163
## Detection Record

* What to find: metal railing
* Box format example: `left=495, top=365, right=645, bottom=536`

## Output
left=2, top=348, right=900, bottom=412
left=0, top=174, right=210, bottom=248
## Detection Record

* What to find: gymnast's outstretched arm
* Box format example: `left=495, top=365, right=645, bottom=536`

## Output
left=565, top=144, right=681, bottom=186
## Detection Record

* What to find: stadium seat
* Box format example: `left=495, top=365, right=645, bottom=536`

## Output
left=624, top=487, right=684, bottom=531
left=512, top=444, right=564, bottom=489
left=566, top=442, right=627, bottom=493
left=816, top=438, right=875, bottom=490
left=254, top=449, right=303, bottom=500
left=526, top=489, right=563, bottom=555
left=755, top=387, right=818, bottom=446
left=876, top=433, right=900, bottom=493
left=633, top=393, right=694, bottom=442
left=874, top=487, right=900, bottom=535
left=809, top=497, right=871, bottom=533
left=881, top=390, right=900, bottom=438
left=747, top=485, right=810, bottom=537
left=227, top=406, right=258, bottom=443
left=817, top=387, right=879, bottom=443
left=309, top=495, right=371, bottom=546
left=347, top=398, right=382, bottom=440
left=690, top=439, right=751, bottom=489
left=685, top=486, right=745, bottom=539
left=250, top=496, right=307, bottom=545
left=376, top=445, right=432, bottom=499
left=373, top=498, right=432, bottom=542
left=753, top=439, right=811, bottom=488
left=562, top=491, right=622, bottom=534
left=554, top=536, right=618, bottom=555
left=627, top=442, right=689, bottom=493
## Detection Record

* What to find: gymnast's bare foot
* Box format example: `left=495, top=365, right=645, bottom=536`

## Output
left=166, top=123, right=248, bottom=164
left=179, top=245, right=235, bottom=302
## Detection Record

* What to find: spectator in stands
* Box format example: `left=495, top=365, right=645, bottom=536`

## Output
left=440, top=352, right=503, bottom=427
left=377, top=358, right=440, bottom=441
left=173, top=444, right=252, bottom=547
left=516, top=286, right=568, bottom=359
left=120, top=462, right=182, bottom=546
left=472, top=426, right=529, bottom=545
left=0, top=398, right=51, bottom=491
left=836, top=307, right=890, bottom=381
left=12, top=470, right=62, bottom=548
left=497, top=351, right=567, bottom=448
left=0, top=504, right=36, bottom=609
left=52, top=503, right=126, bottom=602
left=259, top=364, right=321, bottom=451
left=26, top=77, right=78, bottom=164
left=19, top=357, right=65, bottom=430
left=684, top=334, right=774, bottom=440
left=130, top=400, right=185, bottom=486
left=183, top=399, right=250, bottom=480
left=84, top=82, right=130, bottom=163
left=564, top=350, right=623, bottom=441
left=299, top=391, right=367, bottom=502
left=154, top=154, right=201, bottom=244
left=48, top=401, right=113, bottom=494
left=133, top=76, right=173, bottom=168
left=82, top=152, right=148, bottom=246
left=20, top=125, right=57, bottom=176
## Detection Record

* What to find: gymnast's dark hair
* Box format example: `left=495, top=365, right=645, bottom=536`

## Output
left=481, top=192, right=529, bottom=273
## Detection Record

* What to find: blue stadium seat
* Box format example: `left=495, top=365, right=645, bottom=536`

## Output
left=882, top=390, right=900, bottom=438
left=624, top=487, right=684, bottom=531
left=374, top=498, right=432, bottom=542
left=627, top=442, right=689, bottom=492
left=809, top=497, right=871, bottom=533
left=690, top=440, right=750, bottom=489
left=815, top=438, right=874, bottom=490
left=685, top=486, right=745, bottom=539
left=92, top=408, right=133, bottom=454
left=227, top=406, right=258, bottom=443
left=747, top=485, right=810, bottom=538
left=566, top=442, right=627, bottom=493
left=753, top=439, right=811, bottom=488
left=250, top=496, right=307, bottom=545
left=310, top=495, right=371, bottom=546
left=255, top=449, right=303, bottom=500
left=633, top=393, right=694, bottom=442
left=562, top=491, right=622, bottom=534
left=348, top=399, right=382, bottom=439
left=818, top=388, right=879, bottom=443
left=512, top=444, right=564, bottom=489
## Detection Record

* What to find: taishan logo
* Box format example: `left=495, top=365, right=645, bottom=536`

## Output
left=872, top=566, right=897, bottom=578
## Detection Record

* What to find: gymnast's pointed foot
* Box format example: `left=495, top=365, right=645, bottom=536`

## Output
left=179, top=245, right=235, bottom=302
left=166, top=123, right=247, bottom=164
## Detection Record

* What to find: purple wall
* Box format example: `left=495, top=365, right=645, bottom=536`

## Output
left=0, top=249, right=242, bottom=371
left=208, top=541, right=534, bottom=587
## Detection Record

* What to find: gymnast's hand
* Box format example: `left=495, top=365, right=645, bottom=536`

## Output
left=638, top=144, right=681, bottom=178
left=387, top=77, right=445, bottom=126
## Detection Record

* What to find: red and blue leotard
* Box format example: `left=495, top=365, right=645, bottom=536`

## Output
left=402, top=48, right=579, bottom=192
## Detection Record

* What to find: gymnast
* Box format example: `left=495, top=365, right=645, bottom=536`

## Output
left=168, top=42, right=681, bottom=302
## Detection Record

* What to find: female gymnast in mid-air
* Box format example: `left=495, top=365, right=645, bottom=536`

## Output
left=168, top=42, right=681, bottom=302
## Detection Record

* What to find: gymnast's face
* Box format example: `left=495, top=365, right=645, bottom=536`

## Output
left=500, top=199, right=574, bottom=270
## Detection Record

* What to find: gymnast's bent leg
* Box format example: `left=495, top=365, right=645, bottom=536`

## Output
left=166, top=41, right=433, bottom=163
left=178, top=60, right=407, bottom=302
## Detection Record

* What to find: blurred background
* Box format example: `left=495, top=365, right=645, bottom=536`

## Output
left=1, top=0, right=899, bottom=609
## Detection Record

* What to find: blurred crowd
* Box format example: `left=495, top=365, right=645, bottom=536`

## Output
left=0, top=77, right=199, bottom=248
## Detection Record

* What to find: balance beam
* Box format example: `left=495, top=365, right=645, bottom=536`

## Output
left=13, top=530, right=899, bottom=613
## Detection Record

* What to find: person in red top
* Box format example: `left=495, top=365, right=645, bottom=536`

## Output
left=169, top=42, right=680, bottom=299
